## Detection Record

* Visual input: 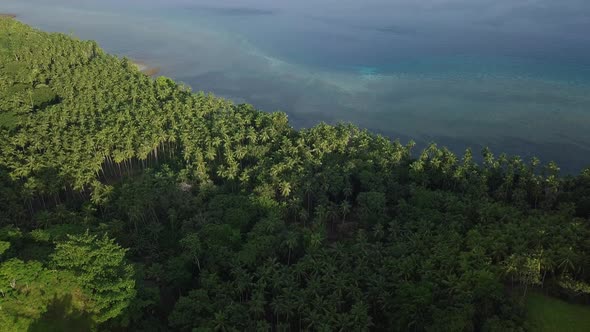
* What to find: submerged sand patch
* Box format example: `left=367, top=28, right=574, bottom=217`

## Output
left=131, top=60, right=160, bottom=76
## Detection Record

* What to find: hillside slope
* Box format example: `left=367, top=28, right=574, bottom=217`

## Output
left=1, top=18, right=590, bottom=331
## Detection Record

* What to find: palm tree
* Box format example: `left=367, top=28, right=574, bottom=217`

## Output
left=340, top=201, right=351, bottom=224
left=280, top=181, right=291, bottom=198
left=284, top=231, right=298, bottom=265
left=180, top=233, right=202, bottom=271
left=212, top=311, right=229, bottom=332
left=249, top=289, right=266, bottom=318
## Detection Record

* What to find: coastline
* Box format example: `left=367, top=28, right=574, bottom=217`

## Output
left=131, top=60, right=160, bottom=77
left=0, top=13, right=160, bottom=77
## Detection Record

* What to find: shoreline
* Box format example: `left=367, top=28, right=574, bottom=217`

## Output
left=131, top=60, right=160, bottom=77
left=0, top=13, right=160, bottom=77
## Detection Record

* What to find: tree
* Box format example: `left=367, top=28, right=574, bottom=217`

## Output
left=0, top=259, right=77, bottom=331
left=51, top=232, right=136, bottom=323
left=180, top=232, right=202, bottom=271
left=356, top=192, right=386, bottom=226
left=340, top=200, right=351, bottom=224
left=502, top=254, right=541, bottom=296
left=283, top=230, right=298, bottom=265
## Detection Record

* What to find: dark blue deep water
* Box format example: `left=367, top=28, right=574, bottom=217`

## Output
left=3, top=0, right=590, bottom=172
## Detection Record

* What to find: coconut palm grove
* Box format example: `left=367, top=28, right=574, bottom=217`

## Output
left=1, top=17, right=590, bottom=331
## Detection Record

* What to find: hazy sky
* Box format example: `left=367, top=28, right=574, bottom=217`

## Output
left=6, top=0, right=590, bottom=51
left=44, top=0, right=587, bottom=63
left=11, top=0, right=590, bottom=32
left=151, top=0, right=590, bottom=31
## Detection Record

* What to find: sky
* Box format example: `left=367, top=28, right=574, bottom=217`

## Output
left=6, top=0, right=590, bottom=62
left=161, top=0, right=590, bottom=63
left=10, top=0, right=590, bottom=36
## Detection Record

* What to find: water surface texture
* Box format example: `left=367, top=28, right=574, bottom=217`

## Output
left=3, top=0, right=590, bottom=172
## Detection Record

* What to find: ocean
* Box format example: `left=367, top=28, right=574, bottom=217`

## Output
left=3, top=0, right=590, bottom=172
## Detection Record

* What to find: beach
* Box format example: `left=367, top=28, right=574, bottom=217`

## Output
left=132, top=60, right=160, bottom=77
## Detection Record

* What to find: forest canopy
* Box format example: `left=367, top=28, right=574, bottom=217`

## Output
left=1, top=17, right=590, bottom=331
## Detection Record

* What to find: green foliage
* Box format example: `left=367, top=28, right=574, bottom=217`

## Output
left=0, top=111, right=20, bottom=129
left=0, top=259, right=77, bottom=331
left=51, top=232, right=136, bottom=323
left=0, top=240, right=9, bottom=256
left=526, top=292, right=590, bottom=331
left=356, top=191, right=387, bottom=226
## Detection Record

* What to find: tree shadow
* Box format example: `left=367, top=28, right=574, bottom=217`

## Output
left=28, top=294, right=95, bottom=332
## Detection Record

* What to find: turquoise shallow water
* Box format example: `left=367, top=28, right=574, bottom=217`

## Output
left=2, top=0, right=590, bottom=172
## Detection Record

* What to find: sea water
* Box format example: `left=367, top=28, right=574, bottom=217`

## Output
left=2, top=0, right=590, bottom=172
